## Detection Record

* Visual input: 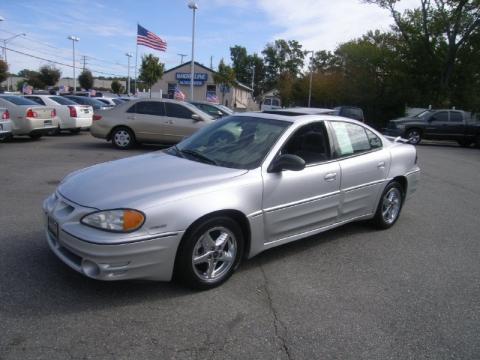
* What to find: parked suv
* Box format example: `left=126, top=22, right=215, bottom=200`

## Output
left=384, top=109, right=480, bottom=146
left=90, top=98, right=214, bottom=149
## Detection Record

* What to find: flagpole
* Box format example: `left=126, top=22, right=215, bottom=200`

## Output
left=134, top=22, right=139, bottom=95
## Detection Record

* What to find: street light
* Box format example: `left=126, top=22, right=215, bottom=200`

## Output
left=306, top=50, right=314, bottom=107
left=2, top=32, right=26, bottom=91
left=188, top=1, right=198, bottom=101
left=125, top=53, right=132, bottom=95
left=67, top=35, right=79, bottom=94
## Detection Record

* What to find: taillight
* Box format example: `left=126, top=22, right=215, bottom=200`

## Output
left=68, top=106, right=77, bottom=118
left=1, top=110, right=9, bottom=120
left=51, top=109, right=56, bottom=118
left=93, top=114, right=102, bottom=121
left=26, top=109, right=38, bottom=118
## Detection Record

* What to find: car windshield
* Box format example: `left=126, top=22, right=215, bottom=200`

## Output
left=217, top=105, right=233, bottom=114
left=0, top=96, right=38, bottom=105
left=169, top=116, right=291, bottom=170
left=49, top=96, right=77, bottom=105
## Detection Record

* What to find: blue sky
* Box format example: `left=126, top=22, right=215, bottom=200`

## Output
left=0, top=0, right=418, bottom=78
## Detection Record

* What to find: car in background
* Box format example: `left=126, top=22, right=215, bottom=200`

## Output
left=0, top=95, right=58, bottom=139
left=0, top=107, right=12, bottom=141
left=262, top=107, right=335, bottom=116
left=260, top=97, right=281, bottom=111
left=90, top=98, right=214, bottom=149
left=384, top=109, right=480, bottom=146
left=331, top=106, right=365, bottom=122
left=63, top=95, right=113, bottom=111
left=43, top=113, right=420, bottom=288
left=97, top=97, right=125, bottom=107
left=24, top=95, right=93, bottom=134
left=190, top=101, right=233, bottom=119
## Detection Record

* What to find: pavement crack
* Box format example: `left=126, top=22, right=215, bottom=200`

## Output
left=260, top=265, right=292, bottom=360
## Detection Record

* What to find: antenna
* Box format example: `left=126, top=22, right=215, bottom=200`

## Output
left=177, top=53, right=187, bottom=64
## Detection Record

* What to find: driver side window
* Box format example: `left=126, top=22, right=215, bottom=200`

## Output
left=281, top=122, right=330, bottom=165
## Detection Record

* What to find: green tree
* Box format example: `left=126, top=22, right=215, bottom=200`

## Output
left=138, top=54, right=164, bottom=98
left=38, top=65, right=61, bottom=88
left=111, top=79, right=123, bottom=94
left=21, top=70, right=45, bottom=89
left=262, top=39, right=305, bottom=90
left=365, top=0, right=480, bottom=108
left=230, top=45, right=250, bottom=85
left=213, top=59, right=236, bottom=105
left=78, top=70, right=94, bottom=90
left=0, top=60, right=8, bottom=84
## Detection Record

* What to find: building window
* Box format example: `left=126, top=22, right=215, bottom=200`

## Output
left=167, top=83, right=176, bottom=99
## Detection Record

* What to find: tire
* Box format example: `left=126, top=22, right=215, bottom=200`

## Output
left=175, top=216, right=244, bottom=290
left=70, top=128, right=81, bottom=135
left=29, top=133, right=42, bottom=140
left=373, top=181, right=404, bottom=229
left=111, top=127, right=136, bottom=149
left=208, top=130, right=235, bottom=147
left=49, top=127, right=61, bottom=136
left=405, top=128, right=421, bottom=145
left=457, top=139, right=473, bottom=147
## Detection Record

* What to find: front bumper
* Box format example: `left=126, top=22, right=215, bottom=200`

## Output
left=405, top=167, right=420, bottom=200
left=43, top=193, right=184, bottom=281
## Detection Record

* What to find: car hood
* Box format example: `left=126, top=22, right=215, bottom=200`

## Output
left=390, top=116, right=421, bottom=124
left=58, top=152, right=247, bottom=209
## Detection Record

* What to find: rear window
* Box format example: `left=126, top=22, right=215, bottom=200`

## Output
left=49, top=96, right=77, bottom=105
left=0, top=96, right=38, bottom=106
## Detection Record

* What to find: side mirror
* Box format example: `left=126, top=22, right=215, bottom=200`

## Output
left=268, top=154, right=306, bottom=173
left=191, top=114, right=202, bottom=122
left=217, top=111, right=223, bottom=117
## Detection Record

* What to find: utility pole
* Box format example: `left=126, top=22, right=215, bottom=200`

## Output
left=251, top=65, right=255, bottom=94
left=188, top=1, right=198, bottom=101
left=210, top=56, right=213, bottom=70
left=81, top=55, right=87, bottom=71
left=177, top=53, right=187, bottom=64
left=125, top=53, right=132, bottom=95
left=68, top=35, right=80, bottom=94
left=307, top=50, right=314, bottom=107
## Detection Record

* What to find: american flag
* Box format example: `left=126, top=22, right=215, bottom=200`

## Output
left=174, top=85, right=186, bottom=101
left=137, top=24, right=167, bottom=52
left=206, top=92, right=219, bottom=103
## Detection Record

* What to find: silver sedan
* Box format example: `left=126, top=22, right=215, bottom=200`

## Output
left=43, top=113, right=420, bottom=289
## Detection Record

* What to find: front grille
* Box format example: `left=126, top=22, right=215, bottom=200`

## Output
left=58, top=242, right=82, bottom=267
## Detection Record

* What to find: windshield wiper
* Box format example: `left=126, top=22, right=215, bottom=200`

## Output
left=179, top=149, right=218, bottom=166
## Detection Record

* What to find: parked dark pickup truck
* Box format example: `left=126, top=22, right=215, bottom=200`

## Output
left=384, top=109, right=480, bottom=146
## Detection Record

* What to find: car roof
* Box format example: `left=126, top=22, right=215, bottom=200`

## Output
left=265, top=107, right=334, bottom=115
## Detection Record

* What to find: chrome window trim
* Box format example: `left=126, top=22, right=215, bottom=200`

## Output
left=263, top=190, right=340, bottom=213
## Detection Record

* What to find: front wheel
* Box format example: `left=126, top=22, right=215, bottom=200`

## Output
left=373, top=181, right=404, bottom=229
left=406, top=129, right=421, bottom=145
left=111, top=127, right=136, bottom=149
left=175, top=216, right=244, bottom=290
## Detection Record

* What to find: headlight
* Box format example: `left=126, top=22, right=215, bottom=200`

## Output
left=81, top=209, right=145, bottom=233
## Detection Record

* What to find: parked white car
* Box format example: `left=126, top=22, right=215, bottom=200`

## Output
left=0, top=95, right=58, bottom=139
left=0, top=107, right=12, bottom=141
left=96, top=97, right=125, bottom=107
left=24, top=95, right=93, bottom=134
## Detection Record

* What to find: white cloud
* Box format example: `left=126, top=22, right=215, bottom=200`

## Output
left=255, top=0, right=419, bottom=51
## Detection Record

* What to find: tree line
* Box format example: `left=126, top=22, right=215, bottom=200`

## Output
left=220, top=0, right=480, bottom=127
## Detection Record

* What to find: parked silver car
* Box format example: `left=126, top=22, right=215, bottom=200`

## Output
left=0, top=95, right=59, bottom=139
left=0, top=107, right=12, bottom=140
left=24, top=95, right=93, bottom=134
left=43, top=113, right=420, bottom=289
left=90, top=98, right=214, bottom=149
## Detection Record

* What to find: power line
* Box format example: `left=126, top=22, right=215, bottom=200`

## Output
left=6, top=46, right=126, bottom=77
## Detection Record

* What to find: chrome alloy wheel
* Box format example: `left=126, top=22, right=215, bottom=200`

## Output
left=192, top=226, right=237, bottom=282
left=114, top=130, right=131, bottom=147
left=382, top=187, right=402, bottom=224
left=407, top=130, right=420, bottom=144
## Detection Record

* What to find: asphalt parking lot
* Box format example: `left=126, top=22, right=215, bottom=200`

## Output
left=0, top=133, right=479, bottom=360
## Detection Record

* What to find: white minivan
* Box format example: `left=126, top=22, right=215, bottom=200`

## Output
left=260, top=96, right=281, bottom=111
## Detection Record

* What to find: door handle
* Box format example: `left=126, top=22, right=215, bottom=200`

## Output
left=377, top=161, right=386, bottom=168
left=126, top=116, right=134, bottom=120
left=324, top=173, right=337, bottom=182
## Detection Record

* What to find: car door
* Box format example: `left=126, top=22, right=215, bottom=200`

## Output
left=328, top=121, right=389, bottom=221
left=164, top=102, right=205, bottom=141
left=126, top=101, right=168, bottom=142
left=447, top=111, right=465, bottom=140
left=424, top=111, right=449, bottom=139
left=262, top=122, right=341, bottom=244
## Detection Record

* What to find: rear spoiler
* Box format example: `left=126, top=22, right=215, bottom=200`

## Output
left=384, top=135, right=410, bottom=144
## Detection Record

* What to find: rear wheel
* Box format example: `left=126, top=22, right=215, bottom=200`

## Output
left=175, top=216, right=244, bottom=290
left=406, top=128, right=421, bottom=145
left=111, top=127, right=136, bottom=149
left=373, top=181, right=404, bottom=229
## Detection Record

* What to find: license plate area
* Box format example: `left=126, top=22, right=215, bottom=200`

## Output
left=44, top=120, right=53, bottom=126
left=48, top=217, right=59, bottom=238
